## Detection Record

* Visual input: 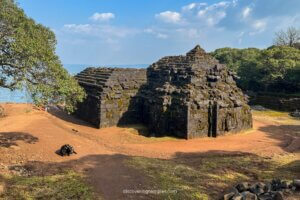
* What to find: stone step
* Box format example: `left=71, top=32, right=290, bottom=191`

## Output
left=78, top=80, right=106, bottom=88
left=93, top=74, right=111, bottom=79
left=78, top=71, right=112, bottom=77
left=94, top=77, right=109, bottom=83
left=95, top=72, right=112, bottom=76
left=76, top=76, right=107, bottom=85
left=77, top=79, right=96, bottom=84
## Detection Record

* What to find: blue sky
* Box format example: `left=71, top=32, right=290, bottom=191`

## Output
left=18, top=0, right=300, bottom=65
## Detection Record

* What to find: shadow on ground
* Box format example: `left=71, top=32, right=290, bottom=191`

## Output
left=47, top=107, right=96, bottom=128
left=0, top=132, right=38, bottom=148
left=258, top=124, right=300, bottom=153
left=1, top=150, right=299, bottom=199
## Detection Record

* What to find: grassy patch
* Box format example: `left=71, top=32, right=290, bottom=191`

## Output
left=252, top=110, right=300, bottom=125
left=252, top=110, right=290, bottom=118
left=127, top=154, right=299, bottom=200
left=0, top=171, right=98, bottom=200
left=122, top=124, right=180, bottom=142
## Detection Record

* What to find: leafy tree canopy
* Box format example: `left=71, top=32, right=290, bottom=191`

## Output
left=0, top=0, right=85, bottom=112
left=211, top=46, right=300, bottom=93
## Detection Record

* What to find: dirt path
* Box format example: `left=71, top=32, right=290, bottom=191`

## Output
left=0, top=104, right=299, bottom=199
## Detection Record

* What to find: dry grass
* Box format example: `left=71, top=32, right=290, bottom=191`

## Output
left=0, top=171, right=98, bottom=200
left=127, top=154, right=299, bottom=200
left=252, top=110, right=300, bottom=125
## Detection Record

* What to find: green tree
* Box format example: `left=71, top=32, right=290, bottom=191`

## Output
left=211, top=47, right=262, bottom=90
left=211, top=46, right=300, bottom=93
left=211, top=47, right=241, bottom=72
left=0, top=0, right=85, bottom=112
left=259, top=46, right=300, bottom=92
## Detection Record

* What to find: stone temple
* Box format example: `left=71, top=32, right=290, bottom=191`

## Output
left=75, top=45, right=252, bottom=139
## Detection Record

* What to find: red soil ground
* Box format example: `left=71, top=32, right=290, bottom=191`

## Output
left=0, top=103, right=299, bottom=199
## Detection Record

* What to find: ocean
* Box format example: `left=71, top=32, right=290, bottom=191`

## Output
left=0, top=64, right=149, bottom=103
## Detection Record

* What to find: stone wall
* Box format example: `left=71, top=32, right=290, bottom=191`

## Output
left=75, top=68, right=147, bottom=128
left=249, top=94, right=300, bottom=111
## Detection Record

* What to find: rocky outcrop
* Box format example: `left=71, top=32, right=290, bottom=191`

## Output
left=142, top=45, right=252, bottom=139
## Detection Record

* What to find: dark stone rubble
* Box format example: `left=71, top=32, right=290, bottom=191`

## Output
left=222, top=179, right=300, bottom=200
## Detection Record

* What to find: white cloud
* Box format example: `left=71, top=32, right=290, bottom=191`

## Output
left=155, top=11, right=182, bottom=24
left=182, top=3, right=207, bottom=11
left=249, top=19, right=267, bottom=35
left=252, top=20, right=266, bottom=30
left=232, top=0, right=238, bottom=7
left=144, top=28, right=168, bottom=39
left=144, top=28, right=154, bottom=34
left=63, top=24, right=138, bottom=39
left=238, top=31, right=245, bottom=37
left=157, top=33, right=168, bottom=39
left=195, top=1, right=230, bottom=26
left=90, top=12, right=115, bottom=22
left=176, top=28, right=201, bottom=39
left=182, top=3, right=197, bottom=11
left=57, top=0, right=300, bottom=66
left=63, top=24, right=93, bottom=34
left=216, top=1, right=230, bottom=8
left=242, top=7, right=251, bottom=18
left=198, top=10, right=227, bottom=26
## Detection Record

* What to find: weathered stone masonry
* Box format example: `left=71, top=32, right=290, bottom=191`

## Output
left=142, top=45, right=252, bottom=139
left=75, top=45, right=253, bottom=139
left=75, top=68, right=147, bottom=128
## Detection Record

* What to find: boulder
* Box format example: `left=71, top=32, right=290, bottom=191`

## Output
left=236, top=182, right=250, bottom=192
left=240, top=191, right=257, bottom=200
left=274, top=191, right=284, bottom=200
left=223, top=192, right=235, bottom=200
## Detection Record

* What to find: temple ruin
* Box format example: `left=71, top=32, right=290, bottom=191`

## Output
left=75, top=45, right=253, bottom=139
left=75, top=68, right=146, bottom=127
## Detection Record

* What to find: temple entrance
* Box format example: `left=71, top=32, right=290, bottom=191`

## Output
left=208, top=102, right=219, bottom=137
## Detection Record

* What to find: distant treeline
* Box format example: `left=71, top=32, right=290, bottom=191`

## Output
left=211, top=46, right=300, bottom=94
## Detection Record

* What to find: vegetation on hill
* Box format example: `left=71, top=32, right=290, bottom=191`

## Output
left=211, top=46, right=300, bottom=94
left=0, top=0, right=85, bottom=112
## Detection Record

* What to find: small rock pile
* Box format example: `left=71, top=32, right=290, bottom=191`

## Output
left=290, top=110, right=300, bottom=118
left=223, top=179, right=300, bottom=200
